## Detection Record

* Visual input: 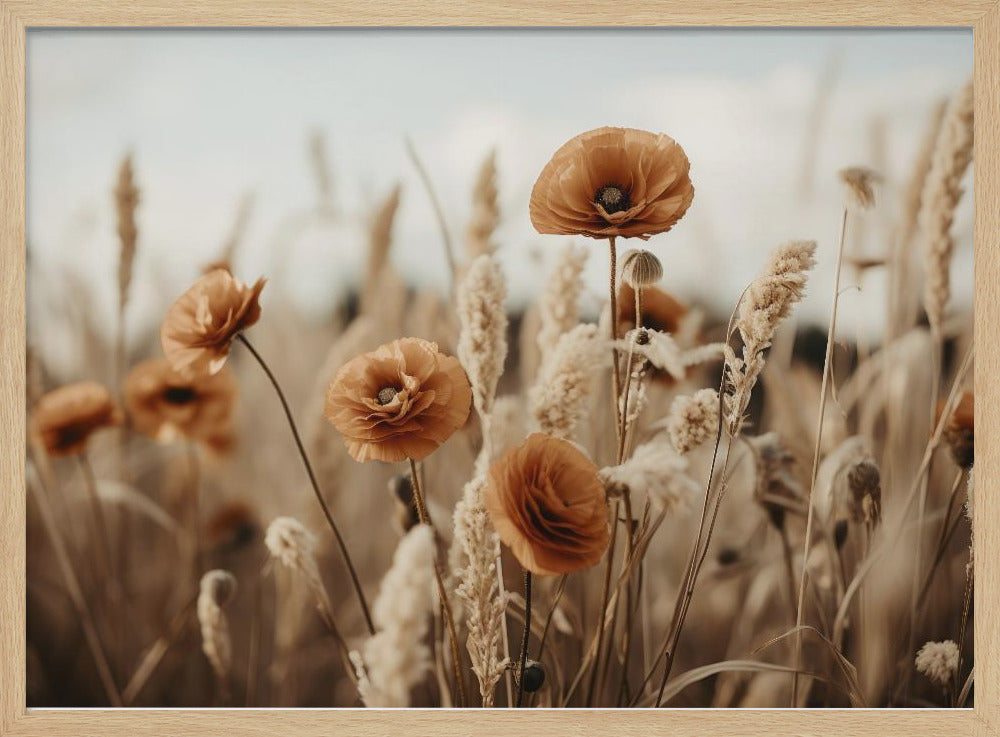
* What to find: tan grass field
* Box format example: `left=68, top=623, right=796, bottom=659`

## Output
left=25, top=76, right=975, bottom=709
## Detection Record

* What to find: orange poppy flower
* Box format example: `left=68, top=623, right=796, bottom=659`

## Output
left=31, top=382, right=123, bottom=456
left=484, top=433, right=609, bottom=576
left=940, top=391, right=974, bottom=468
left=124, top=358, right=237, bottom=450
left=617, top=283, right=689, bottom=334
left=161, top=268, right=266, bottom=377
left=325, top=338, right=472, bottom=463
left=529, top=127, right=694, bottom=240
left=205, top=500, right=259, bottom=553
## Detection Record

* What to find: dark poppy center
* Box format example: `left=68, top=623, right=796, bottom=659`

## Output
left=163, top=385, right=197, bottom=404
left=376, top=387, right=399, bottom=405
left=595, top=185, right=629, bottom=214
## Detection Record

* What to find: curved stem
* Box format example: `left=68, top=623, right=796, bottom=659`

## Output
left=404, top=137, right=458, bottom=292
left=236, top=333, right=374, bottom=635
left=608, top=237, right=622, bottom=447
left=186, top=441, right=203, bottom=578
left=29, top=448, right=122, bottom=706
left=516, top=569, right=533, bottom=707
left=78, top=453, right=115, bottom=597
left=585, top=498, right=619, bottom=706
left=792, top=206, right=849, bottom=706
left=407, top=458, right=467, bottom=707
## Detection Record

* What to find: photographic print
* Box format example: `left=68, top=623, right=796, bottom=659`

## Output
left=25, top=28, right=974, bottom=709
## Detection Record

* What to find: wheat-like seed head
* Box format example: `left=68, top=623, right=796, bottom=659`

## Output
left=358, top=524, right=437, bottom=707
left=197, top=570, right=237, bottom=681
left=114, top=154, right=140, bottom=313
left=465, top=149, right=500, bottom=260
left=457, top=255, right=508, bottom=424
left=919, top=76, right=974, bottom=336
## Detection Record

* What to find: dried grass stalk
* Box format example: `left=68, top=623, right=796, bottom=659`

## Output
left=537, top=243, right=588, bottom=369
left=453, top=477, right=509, bottom=706
left=465, top=149, right=500, bottom=259
left=920, top=77, right=974, bottom=337
left=357, top=524, right=437, bottom=707
left=456, top=255, right=508, bottom=441
left=361, top=184, right=402, bottom=315
left=666, top=388, right=720, bottom=455
left=725, top=241, right=817, bottom=434
left=115, top=154, right=140, bottom=316
left=529, top=323, right=605, bottom=440
left=197, top=570, right=238, bottom=683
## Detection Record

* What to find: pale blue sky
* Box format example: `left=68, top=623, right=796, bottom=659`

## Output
left=27, top=29, right=973, bottom=344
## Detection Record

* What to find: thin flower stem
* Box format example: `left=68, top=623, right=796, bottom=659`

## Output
left=779, top=525, right=800, bottom=624
left=186, top=441, right=203, bottom=578
left=586, top=497, right=620, bottom=707
left=654, top=440, right=736, bottom=707
left=122, top=593, right=197, bottom=705
left=792, top=205, right=849, bottom=707
left=78, top=453, right=115, bottom=601
left=245, top=560, right=263, bottom=707
left=914, top=469, right=966, bottom=608
left=405, top=137, right=458, bottom=292
left=534, top=574, right=567, bottom=668
left=608, top=236, right=622, bottom=447
left=407, top=458, right=468, bottom=708
left=515, top=569, right=533, bottom=707
left=28, top=447, right=122, bottom=706
left=956, top=553, right=974, bottom=682
left=236, top=333, right=374, bottom=635
left=904, top=327, right=944, bottom=698
left=618, top=490, right=637, bottom=706
left=496, top=552, right=515, bottom=706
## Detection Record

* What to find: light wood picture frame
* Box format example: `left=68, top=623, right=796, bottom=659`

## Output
left=2, top=1, right=998, bottom=734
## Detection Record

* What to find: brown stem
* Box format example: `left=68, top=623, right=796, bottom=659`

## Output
left=779, top=524, right=800, bottom=624
left=914, top=469, right=967, bottom=608
left=186, top=441, right=203, bottom=578
left=608, top=237, right=622, bottom=447
left=408, top=458, right=467, bottom=707
left=122, top=594, right=197, bottom=705
left=78, top=454, right=115, bottom=600
left=29, top=445, right=122, bottom=706
left=792, top=205, right=849, bottom=706
left=236, top=333, right=374, bottom=635
left=585, top=498, right=619, bottom=706
left=404, top=137, right=458, bottom=293
left=515, top=569, right=533, bottom=707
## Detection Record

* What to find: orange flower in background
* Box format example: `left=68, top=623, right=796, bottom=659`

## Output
left=529, top=127, right=694, bottom=240
left=161, top=268, right=266, bottom=377
left=325, top=337, right=472, bottom=463
left=940, top=390, right=974, bottom=469
left=31, top=382, right=123, bottom=456
left=485, top=433, right=609, bottom=576
left=205, top=500, right=260, bottom=553
left=618, top=283, right=689, bottom=334
left=124, top=358, right=237, bottom=451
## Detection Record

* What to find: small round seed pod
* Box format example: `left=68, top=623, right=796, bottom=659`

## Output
left=521, top=660, right=546, bottom=693
left=388, top=474, right=419, bottom=533
left=717, top=547, right=740, bottom=566
left=847, top=459, right=882, bottom=525
left=833, top=519, right=849, bottom=550
left=621, top=249, right=663, bottom=289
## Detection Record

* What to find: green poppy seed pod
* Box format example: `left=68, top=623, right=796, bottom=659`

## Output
left=521, top=660, right=546, bottom=693
left=621, top=249, right=663, bottom=289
